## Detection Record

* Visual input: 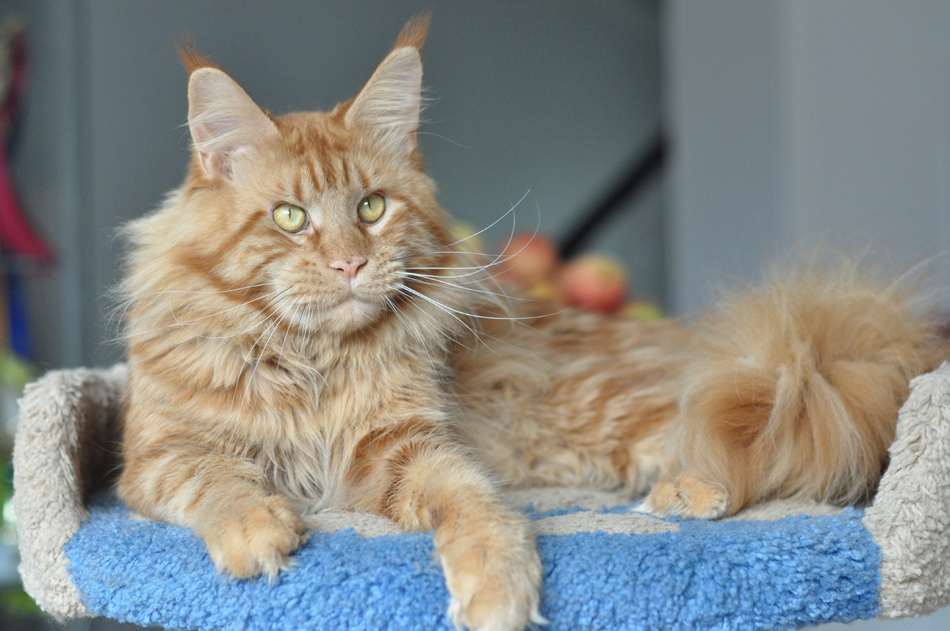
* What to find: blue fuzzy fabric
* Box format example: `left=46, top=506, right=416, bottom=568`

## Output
left=65, top=499, right=880, bottom=631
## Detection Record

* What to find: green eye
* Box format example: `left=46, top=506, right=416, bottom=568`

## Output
left=357, top=192, right=386, bottom=224
left=272, top=203, right=307, bottom=233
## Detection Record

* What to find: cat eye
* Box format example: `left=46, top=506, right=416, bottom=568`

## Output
left=272, top=203, right=308, bottom=233
left=357, top=193, right=386, bottom=224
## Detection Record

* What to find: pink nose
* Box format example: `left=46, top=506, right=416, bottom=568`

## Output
left=330, top=257, right=367, bottom=284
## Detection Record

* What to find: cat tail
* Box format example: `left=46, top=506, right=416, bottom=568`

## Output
left=663, top=262, right=947, bottom=516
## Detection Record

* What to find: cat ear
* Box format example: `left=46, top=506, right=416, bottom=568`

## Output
left=345, top=18, right=428, bottom=158
left=187, top=68, right=279, bottom=181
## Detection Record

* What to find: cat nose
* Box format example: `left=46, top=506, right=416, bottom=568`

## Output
left=330, top=257, right=367, bottom=284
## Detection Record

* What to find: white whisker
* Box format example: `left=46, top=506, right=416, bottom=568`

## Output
left=396, top=285, right=498, bottom=356
left=398, top=272, right=533, bottom=303
left=386, top=296, right=441, bottom=373
left=440, top=190, right=530, bottom=251
left=400, top=285, right=557, bottom=322
left=276, top=301, right=303, bottom=372
left=414, top=131, right=473, bottom=149
left=112, top=287, right=287, bottom=342
left=391, top=190, right=534, bottom=264
left=240, top=302, right=294, bottom=408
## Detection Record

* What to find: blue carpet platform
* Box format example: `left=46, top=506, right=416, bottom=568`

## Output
left=66, top=499, right=879, bottom=631
left=14, top=364, right=950, bottom=630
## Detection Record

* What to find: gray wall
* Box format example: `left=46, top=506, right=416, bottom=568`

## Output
left=665, top=0, right=950, bottom=315
left=1, top=0, right=663, bottom=369
left=1, top=1, right=83, bottom=370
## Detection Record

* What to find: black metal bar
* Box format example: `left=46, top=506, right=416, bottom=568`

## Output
left=558, top=133, right=666, bottom=259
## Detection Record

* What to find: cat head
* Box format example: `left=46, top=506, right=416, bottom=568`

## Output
left=139, top=16, right=465, bottom=339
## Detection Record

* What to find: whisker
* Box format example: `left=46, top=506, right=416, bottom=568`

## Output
left=168, top=289, right=292, bottom=340
left=398, top=272, right=535, bottom=303
left=389, top=287, right=476, bottom=354
left=275, top=301, right=303, bottom=372
left=391, top=190, right=532, bottom=263
left=369, top=128, right=416, bottom=170
left=440, top=190, right=531, bottom=251
left=386, top=296, right=440, bottom=373
left=228, top=306, right=287, bottom=417
left=414, top=130, right=473, bottom=149
left=401, top=283, right=555, bottom=360
left=241, top=301, right=295, bottom=408
left=136, top=283, right=272, bottom=298
left=293, top=302, right=313, bottom=384
left=396, top=285, right=498, bottom=356
left=400, top=285, right=561, bottom=322
left=401, top=214, right=546, bottom=281
left=112, top=287, right=287, bottom=342
left=399, top=248, right=513, bottom=260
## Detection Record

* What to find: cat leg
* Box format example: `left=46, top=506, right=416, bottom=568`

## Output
left=642, top=473, right=728, bottom=519
left=348, top=429, right=544, bottom=631
left=118, top=444, right=305, bottom=579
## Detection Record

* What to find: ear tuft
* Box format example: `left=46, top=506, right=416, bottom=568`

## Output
left=176, top=37, right=219, bottom=75
left=187, top=67, right=278, bottom=181
left=395, top=13, right=431, bottom=51
left=345, top=20, right=428, bottom=159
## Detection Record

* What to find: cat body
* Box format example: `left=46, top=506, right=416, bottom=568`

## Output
left=117, top=18, right=944, bottom=631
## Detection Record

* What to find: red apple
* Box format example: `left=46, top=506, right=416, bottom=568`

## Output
left=497, top=233, right=560, bottom=288
left=559, top=255, right=627, bottom=313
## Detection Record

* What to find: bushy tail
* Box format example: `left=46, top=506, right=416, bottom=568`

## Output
left=667, top=264, right=947, bottom=514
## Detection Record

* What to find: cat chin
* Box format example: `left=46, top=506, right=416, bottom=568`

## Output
left=317, top=297, right=385, bottom=335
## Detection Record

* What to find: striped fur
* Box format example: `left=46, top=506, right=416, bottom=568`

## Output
left=116, top=17, right=946, bottom=631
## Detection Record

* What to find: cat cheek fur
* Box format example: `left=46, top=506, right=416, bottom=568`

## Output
left=120, top=16, right=544, bottom=631
left=117, top=16, right=946, bottom=631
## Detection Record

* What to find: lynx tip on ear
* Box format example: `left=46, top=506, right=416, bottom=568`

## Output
left=395, top=13, right=431, bottom=51
left=176, top=37, right=220, bottom=75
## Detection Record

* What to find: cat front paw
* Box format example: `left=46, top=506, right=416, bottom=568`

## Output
left=204, top=495, right=306, bottom=580
left=438, top=514, right=545, bottom=631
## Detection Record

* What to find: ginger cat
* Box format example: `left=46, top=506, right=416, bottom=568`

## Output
left=117, top=17, right=944, bottom=631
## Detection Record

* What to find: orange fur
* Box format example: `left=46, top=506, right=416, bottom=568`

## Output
left=650, top=266, right=946, bottom=517
left=395, top=12, right=430, bottom=50
left=116, top=18, right=946, bottom=631
left=176, top=38, right=218, bottom=75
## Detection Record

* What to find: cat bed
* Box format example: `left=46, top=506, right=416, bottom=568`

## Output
left=12, top=363, right=950, bottom=631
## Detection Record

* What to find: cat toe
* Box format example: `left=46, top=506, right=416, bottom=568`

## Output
left=205, top=495, right=306, bottom=580
left=440, top=524, right=544, bottom=631
left=647, top=473, right=728, bottom=519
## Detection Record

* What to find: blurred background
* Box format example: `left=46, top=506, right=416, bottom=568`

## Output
left=0, top=0, right=946, bottom=629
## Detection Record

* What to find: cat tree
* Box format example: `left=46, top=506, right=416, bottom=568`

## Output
left=11, top=361, right=950, bottom=630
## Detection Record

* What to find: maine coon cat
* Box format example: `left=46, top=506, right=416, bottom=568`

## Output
left=116, top=17, right=945, bottom=631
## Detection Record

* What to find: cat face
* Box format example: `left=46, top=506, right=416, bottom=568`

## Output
left=172, top=30, right=453, bottom=337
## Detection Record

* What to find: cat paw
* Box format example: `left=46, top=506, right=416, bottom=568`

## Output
left=204, top=495, right=306, bottom=580
left=439, top=518, right=545, bottom=631
left=644, top=473, right=728, bottom=519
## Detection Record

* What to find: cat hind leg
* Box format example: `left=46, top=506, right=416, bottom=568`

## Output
left=651, top=267, right=943, bottom=518
left=641, top=474, right=728, bottom=519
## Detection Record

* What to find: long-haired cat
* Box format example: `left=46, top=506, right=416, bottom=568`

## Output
left=116, top=17, right=945, bottom=631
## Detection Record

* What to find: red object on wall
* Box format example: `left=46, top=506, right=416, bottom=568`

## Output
left=0, top=21, right=53, bottom=263
left=0, top=150, right=51, bottom=261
